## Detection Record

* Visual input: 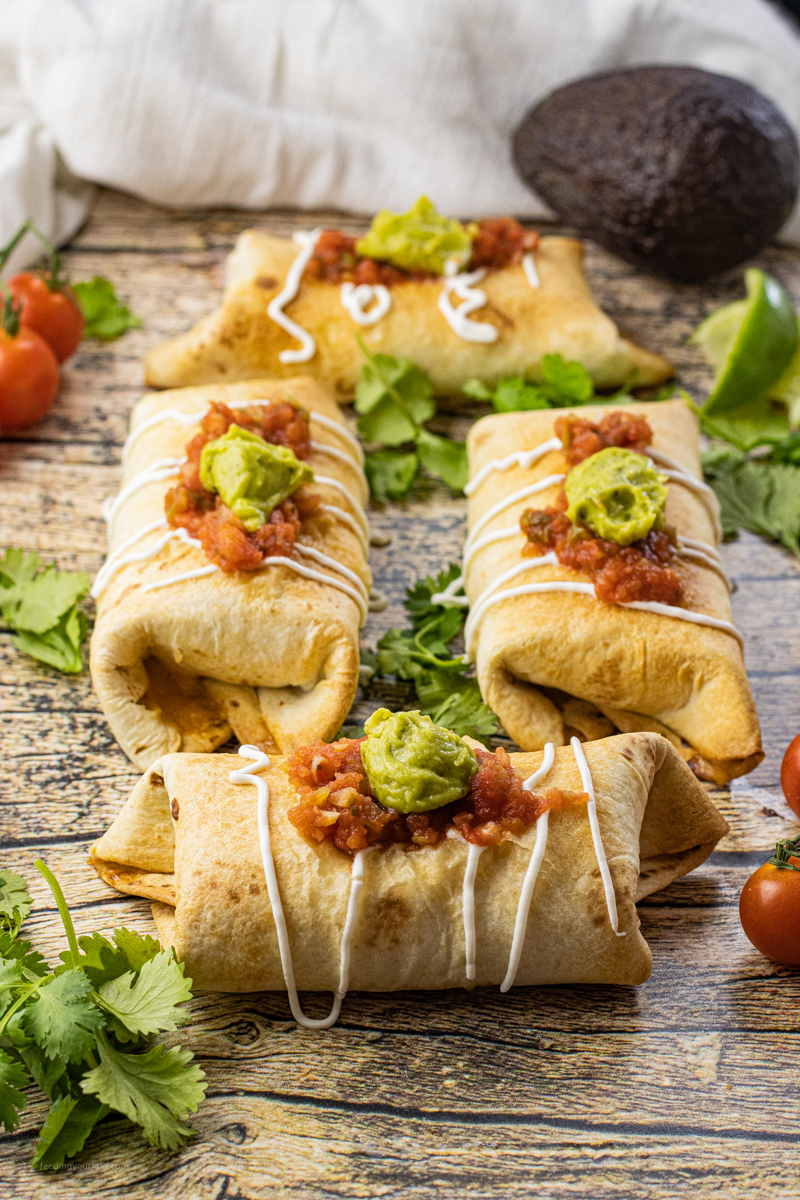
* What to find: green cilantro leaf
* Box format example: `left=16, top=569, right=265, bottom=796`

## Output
left=404, top=564, right=464, bottom=629
left=0, top=548, right=41, bottom=591
left=0, top=930, right=48, bottom=979
left=420, top=678, right=499, bottom=746
left=364, top=449, right=419, bottom=503
left=0, top=1049, right=29, bottom=1132
left=61, top=928, right=162, bottom=988
left=0, top=870, right=32, bottom=930
left=81, top=1033, right=206, bottom=1150
left=768, top=432, right=800, bottom=465
left=33, top=1094, right=109, bottom=1170
left=415, top=429, right=468, bottom=491
left=11, top=606, right=87, bottom=674
left=376, top=628, right=422, bottom=680
left=541, top=353, right=594, bottom=403
left=697, top=395, right=791, bottom=451
left=701, top=445, right=748, bottom=477
left=355, top=346, right=435, bottom=445
left=1, top=565, right=89, bottom=634
left=706, top=461, right=800, bottom=557
left=72, top=277, right=142, bottom=341
left=21, top=971, right=105, bottom=1063
left=20, top=1043, right=70, bottom=1102
left=97, top=952, right=192, bottom=1041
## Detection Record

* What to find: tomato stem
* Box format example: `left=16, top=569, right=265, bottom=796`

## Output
left=768, top=832, right=800, bottom=870
left=0, top=287, right=21, bottom=338
left=0, top=219, right=67, bottom=291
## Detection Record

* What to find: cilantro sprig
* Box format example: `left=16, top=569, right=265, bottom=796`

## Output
left=355, top=340, right=468, bottom=502
left=702, top=445, right=800, bottom=559
left=0, top=863, right=205, bottom=1168
left=462, top=354, right=669, bottom=413
left=361, top=566, right=498, bottom=745
left=72, top=277, right=142, bottom=341
left=0, top=549, right=90, bottom=674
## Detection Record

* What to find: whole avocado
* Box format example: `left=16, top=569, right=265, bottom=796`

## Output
left=512, top=66, right=799, bottom=283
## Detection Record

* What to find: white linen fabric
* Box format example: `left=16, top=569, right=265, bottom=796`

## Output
left=3, top=0, right=800, bottom=269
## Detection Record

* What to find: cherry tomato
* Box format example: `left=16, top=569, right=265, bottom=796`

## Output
left=740, top=840, right=800, bottom=965
left=781, top=733, right=800, bottom=819
left=0, top=325, right=59, bottom=430
left=9, top=272, right=84, bottom=363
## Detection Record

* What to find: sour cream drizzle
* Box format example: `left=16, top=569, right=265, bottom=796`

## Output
left=522, top=252, right=540, bottom=289
left=102, top=458, right=186, bottom=527
left=501, top=741, right=555, bottom=992
left=461, top=841, right=485, bottom=981
left=340, top=282, right=392, bottom=326
left=438, top=262, right=498, bottom=344
left=232, top=745, right=366, bottom=1029
left=570, top=737, right=624, bottom=937
left=267, top=230, right=322, bottom=364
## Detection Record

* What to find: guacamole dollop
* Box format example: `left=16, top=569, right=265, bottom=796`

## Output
left=564, top=447, right=668, bottom=546
left=199, top=425, right=313, bottom=531
left=355, top=196, right=473, bottom=276
left=361, top=708, right=478, bottom=814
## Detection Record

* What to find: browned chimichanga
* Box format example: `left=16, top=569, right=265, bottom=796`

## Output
left=144, top=229, right=672, bottom=397
left=461, top=399, right=761, bottom=783
left=91, top=731, right=727, bottom=1021
left=90, top=377, right=371, bottom=768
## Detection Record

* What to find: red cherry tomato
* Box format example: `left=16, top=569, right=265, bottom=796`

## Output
left=0, top=325, right=59, bottom=430
left=740, top=842, right=800, bottom=965
left=9, top=272, right=84, bottom=363
left=781, top=733, right=800, bottom=819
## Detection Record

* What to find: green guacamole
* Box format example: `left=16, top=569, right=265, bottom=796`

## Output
left=199, top=425, right=313, bottom=531
left=355, top=196, right=473, bottom=275
left=361, top=708, right=478, bottom=814
left=564, top=447, right=668, bottom=546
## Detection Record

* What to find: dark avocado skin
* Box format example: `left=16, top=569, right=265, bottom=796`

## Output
left=513, top=66, right=799, bottom=283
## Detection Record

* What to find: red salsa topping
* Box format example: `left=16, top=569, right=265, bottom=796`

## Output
left=303, top=219, right=540, bottom=286
left=520, top=411, right=682, bottom=605
left=286, top=737, right=586, bottom=855
left=555, top=411, right=653, bottom=467
left=165, top=401, right=320, bottom=573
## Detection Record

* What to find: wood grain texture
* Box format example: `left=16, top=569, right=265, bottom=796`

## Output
left=2, top=187, right=800, bottom=1197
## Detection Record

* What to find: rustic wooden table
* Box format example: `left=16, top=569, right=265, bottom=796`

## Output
left=1, top=189, right=799, bottom=1198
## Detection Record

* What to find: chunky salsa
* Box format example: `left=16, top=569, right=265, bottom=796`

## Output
left=303, top=218, right=540, bottom=286
left=165, top=401, right=320, bottom=572
left=286, top=736, right=586, bottom=854
left=519, top=410, right=683, bottom=605
left=555, top=411, right=653, bottom=467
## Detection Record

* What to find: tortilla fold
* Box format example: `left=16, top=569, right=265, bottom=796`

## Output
left=90, top=377, right=370, bottom=769
left=144, top=232, right=673, bottom=397
left=465, top=399, right=762, bottom=783
left=90, top=733, right=727, bottom=992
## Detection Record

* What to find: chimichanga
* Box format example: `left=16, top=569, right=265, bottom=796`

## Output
left=90, top=730, right=727, bottom=1019
left=144, top=217, right=672, bottom=397
left=90, top=377, right=372, bottom=768
left=460, top=399, right=762, bottom=783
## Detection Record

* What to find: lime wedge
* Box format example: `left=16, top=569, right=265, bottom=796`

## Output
left=770, top=341, right=800, bottom=426
left=689, top=269, right=798, bottom=416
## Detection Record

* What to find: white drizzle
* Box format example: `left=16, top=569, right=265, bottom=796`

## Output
left=122, top=403, right=363, bottom=469
left=438, top=263, right=498, bottom=344
left=319, top=504, right=369, bottom=555
left=311, top=440, right=362, bottom=474
left=570, top=737, right=624, bottom=937
left=141, top=565, right=219, bottom=593
left=340, top=282, right=392, bottom=326
left=267, top=229, right=322, bottom=364
left=464, top=474, right=566, bottom=557
left=461, top=842, right=485, bottom=981
left=522, top=252, right=540, bottom=289
left=231, top=745, right=366, bottom=1029
left=501, top=741, right=555, bottom=992
left=102, top=458, right=185, bottom=527
left=464, top=438, right=562, bottom=497
left=92, top=522, right=201, bottom=599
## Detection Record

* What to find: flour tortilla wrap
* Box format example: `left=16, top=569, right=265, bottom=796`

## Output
left=465, top=399, right=762, bottom=783
left=90, top=378, right=371, bottom=769
left=144, top=232, right=673, bottom=397
left=90, top=733, right=727, bottom=991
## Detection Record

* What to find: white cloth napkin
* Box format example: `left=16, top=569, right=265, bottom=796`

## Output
left=3, top=0, right=800, bottom=270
